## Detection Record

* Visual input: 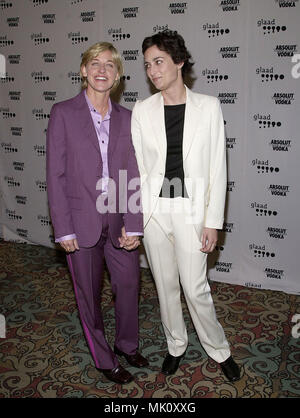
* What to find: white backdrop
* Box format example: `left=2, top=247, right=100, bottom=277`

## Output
left=0, top=0, right=299, bottom=294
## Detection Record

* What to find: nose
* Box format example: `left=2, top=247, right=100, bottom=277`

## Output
left=99, top=63, right=106, bottom=73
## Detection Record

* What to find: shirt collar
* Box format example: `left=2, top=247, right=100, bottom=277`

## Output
left=84, top=89, right=112, bottom=118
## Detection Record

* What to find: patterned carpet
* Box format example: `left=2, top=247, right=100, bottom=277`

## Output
left=0, top=239, right=299, bottom=398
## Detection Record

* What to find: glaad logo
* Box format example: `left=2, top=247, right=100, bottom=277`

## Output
left=0, top=2, right=13, bottom=10
left=272, top=92, right=294, bottom=105
left=219, top=46, right=240, bottom=59
left=34, top=144, right=46, bottom=156
left=202, top=68, right=228, bottom=83
left=31, top=33, right=50, bottom=45
left=0, top=107, right=16, bottom=118
left=264, top=268, right=284, bottom=280
left=269, top=138, right=292, bottom=152
left=218, top=92, right=237, bottom=104
left=266, top=227, right=287, bottom=239
left=251, top=158, right=279, bottom=174
left=268, top=184, right=290, bottom=197
left=291, top=314, right=300, bottom=338
left=256, top=66, right=284, bottom=82
left=253, top=113, right=281, bottom=128
left=68, top=71, right=81, bottom=84
left=4, top=176, right=20, bottom=187
left=250, top=201, right=278, bottom=217
left=36, top=180, right=47, bottom=191
left=1, top=73, right=14, bottom=83
left=68, top=32, right=88, bottom=45
left=121, top=7, right=139, bottom=18
left=275, top=44, right=297, bottom=57
left=0, top=35, right=14, bottom=46
left=31, top=71, right=50, bottom=83
left=1, top=142, right=18, bottom=153
left=291, top=54, right=300, bottom=78
left=275, top=0, right=299, bottom=8
left=31, top=0, right=50, bottom=6
left=245, top=282, right=261, bottom=289
left=215, top=261, right=232, bottom=273
left=6, top=208, right=22, bottom=220
left=257, top=19, right=286, bottom=35
left=108, top=28, right=131, bottom=41
left=219, top=0, right=240, bottom=11
left=32, top=108, right=50, bottom=120
left=203, top=22, right=230, bottom=38
left=153, top=24, right=169, bottom=33
left=168, top=3, right=187, bottom=14
left=249, top=243, right=275, bottom=258
left=37, top=215, right=51, bottom=226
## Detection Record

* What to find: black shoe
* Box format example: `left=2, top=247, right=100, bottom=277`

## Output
left=114, top=346, right=149, bottom=368
left=161, top=353, right=184, bottom=375
left=220, top=356, right=240, bottom=382
left=100, top=365, right=134, bottom=384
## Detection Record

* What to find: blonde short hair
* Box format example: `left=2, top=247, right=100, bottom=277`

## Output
left=80, top=42, right=124, bottom=92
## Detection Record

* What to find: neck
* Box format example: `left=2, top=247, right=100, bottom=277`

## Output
left=86, top=88, right=110, bottom=117
left=162, top=82, right=186, bottom=106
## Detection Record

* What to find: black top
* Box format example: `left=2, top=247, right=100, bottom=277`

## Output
left=160, top=103, right=187, bottom=198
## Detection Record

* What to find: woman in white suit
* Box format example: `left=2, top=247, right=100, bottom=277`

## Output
left=131, top=30, right=240, bottom=381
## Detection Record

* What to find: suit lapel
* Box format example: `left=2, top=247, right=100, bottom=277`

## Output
left=108, top=101, right=121, bottom=163
left=182, top=86, right=202, bottom=160
left=149, top=93, right=167, bottom=164
left=74, top=91, right=101, bottom=155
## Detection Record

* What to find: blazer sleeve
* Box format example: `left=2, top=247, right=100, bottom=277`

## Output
left=204, top=98, right=227, bottom=229
left=122, top=108, right=144, bottom=235
left=46, top=104, right=75, bottom=239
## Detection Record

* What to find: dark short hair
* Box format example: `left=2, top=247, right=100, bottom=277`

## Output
left=142, top=30, right=194, bottom=77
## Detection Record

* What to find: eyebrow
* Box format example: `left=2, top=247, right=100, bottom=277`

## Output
left=144, top=56, right=164, bottom=64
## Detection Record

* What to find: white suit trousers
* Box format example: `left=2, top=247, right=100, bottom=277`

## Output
left=143, top=197, right=231, bottom=363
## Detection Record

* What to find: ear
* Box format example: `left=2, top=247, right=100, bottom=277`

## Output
left=177, top=62, right=184, bottom=71
left=81, top=65, right=87, bottom=77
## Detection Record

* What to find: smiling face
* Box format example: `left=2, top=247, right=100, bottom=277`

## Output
left=144, top=45, right=184, bottom=92
left=81, top=49, right=120, bottom=95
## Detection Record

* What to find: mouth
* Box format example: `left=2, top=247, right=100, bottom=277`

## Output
left=95, top=76, right=108, bottom=81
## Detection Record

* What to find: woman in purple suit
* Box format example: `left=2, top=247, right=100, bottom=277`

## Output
left=46, top=42, right=148, bottom=384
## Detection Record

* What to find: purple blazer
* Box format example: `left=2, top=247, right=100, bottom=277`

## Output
left=46, top=91, right=143, bottom=248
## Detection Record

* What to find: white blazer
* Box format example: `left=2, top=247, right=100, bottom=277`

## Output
left=131, top=86, right=227, bottom=238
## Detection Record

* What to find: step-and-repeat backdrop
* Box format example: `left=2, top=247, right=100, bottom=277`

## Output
left=0, top=0, right=299, bottom=294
